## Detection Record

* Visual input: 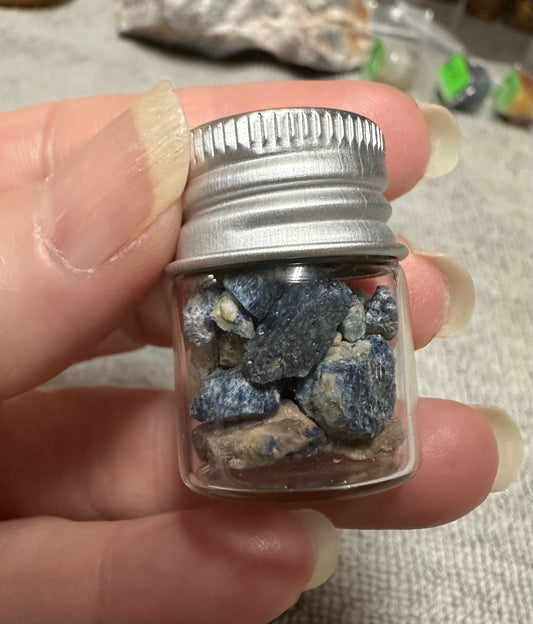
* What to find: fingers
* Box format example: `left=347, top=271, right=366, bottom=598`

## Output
left=0, top=388, right=188, bottom=520
left=0, top=508, right=332, bottom=623
left=0, top=82, right=190, bottom=398
left=0, top=388, right=519, bottom=528
left=318, top=399, right=502, bottom=528
left=0, top=81, right=433, bottom=198
left=399, top=239, right=475, bottom=349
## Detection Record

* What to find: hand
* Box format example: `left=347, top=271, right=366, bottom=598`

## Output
left=0, top=80, right=522, bottom=623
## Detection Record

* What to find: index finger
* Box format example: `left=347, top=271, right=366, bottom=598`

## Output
left=0, top=80, right=433, bottom=198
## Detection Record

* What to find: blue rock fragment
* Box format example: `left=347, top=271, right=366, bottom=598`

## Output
left=242, top=279, right=352, bottom=384
left=224, top=274, right=285, bottom=321
left=192, top=401, right=325, bottom=469
left=296, top=335, right=396, bottom=439
left=190, top=367, right=280, bottom=422
left=365, top=285, right=398, bottom=341
left=182, top=284, right=222, bottom=345
left=340, top=293, right=366, bottom=341
left=210, top=290, right=255, bottom=339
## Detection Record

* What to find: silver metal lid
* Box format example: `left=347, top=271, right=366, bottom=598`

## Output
left=167, top=107, right=406, bottom=276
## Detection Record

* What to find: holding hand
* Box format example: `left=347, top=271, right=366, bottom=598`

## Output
left=0, top=80, right=522, bottom=623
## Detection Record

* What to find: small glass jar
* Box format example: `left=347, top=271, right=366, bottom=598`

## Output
left=365, top=37, right=420, bottom=92
left=167, top=108, right=419, bottom=501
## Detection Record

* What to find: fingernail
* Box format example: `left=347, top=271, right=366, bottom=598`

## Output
left=471, top=405, right=523, bottom=492
left=291, top=509, right=340, bottom=591
left=38, top=80, right=190, bottom=271
left=417, top=251, right=475, bottom=338
left=419, top=103, right=461, bottom=178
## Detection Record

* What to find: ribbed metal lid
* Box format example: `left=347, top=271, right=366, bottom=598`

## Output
left=166, top=107, right=406, bottom=276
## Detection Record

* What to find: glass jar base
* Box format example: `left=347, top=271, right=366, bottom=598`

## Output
left=184, top=453, right=417, bottom=502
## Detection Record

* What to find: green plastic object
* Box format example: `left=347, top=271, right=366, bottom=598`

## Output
left=437, top=53, right=472, bottom=103
left=494, top=71, right=522, bottom=113
left=366, top=39, right=386, bottom=80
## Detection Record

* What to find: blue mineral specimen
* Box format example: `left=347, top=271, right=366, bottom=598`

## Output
left=182, top=284, right=222, bottom=345
left=190, top=367, right=280, bottom=422
left=223, top=274, right=285, bottom=321
left=296, top=335, right=396, bottom=439
left=210, top=290, right=255, bottom=339
left=241, top=279, right=352, bottom=384
left=365, top=285, right=398, bottom=341
left=340, top=293, right=366, bottom=341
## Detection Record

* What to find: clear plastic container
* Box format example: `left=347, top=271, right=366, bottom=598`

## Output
left=171, top=259, right=417, bottom=501
left=166, top=107, right=419, bottom=501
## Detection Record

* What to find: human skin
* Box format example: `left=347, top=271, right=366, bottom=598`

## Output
left=0, top=81, right=511, bottom=623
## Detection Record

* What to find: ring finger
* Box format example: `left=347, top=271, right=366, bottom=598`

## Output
left=0, top=387, right=520, bottom=528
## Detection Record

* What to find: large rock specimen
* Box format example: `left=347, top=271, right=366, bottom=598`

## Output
left=242, top=279, right=352, bottom=384
left=116, top=0, right=372, bottom=73
left=296, top=335, right=396, bottom=439
left=190, top=367, right=280, bottom=422
left=192, top=401, right=325, bottom=470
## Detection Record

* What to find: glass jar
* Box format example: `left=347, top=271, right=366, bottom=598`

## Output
left=167, top=108, right=419, bottom=501
left=365, top=37, right=421, bottom=91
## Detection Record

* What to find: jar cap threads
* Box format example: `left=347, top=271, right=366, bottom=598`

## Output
left=166, top=107, right=406, bottom=277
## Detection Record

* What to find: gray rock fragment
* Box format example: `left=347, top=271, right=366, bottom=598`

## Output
left=296, top=335, right=396, bottom=439
left=192, top=401, right=325, bottom=470
left=182, top=284, right=221, bottom=345
left=115, top=0, right=372, bottom=73
left=365, top=285, right=398, bottom=341
left=330, top=415, right=404, bottom=460
left=190, top=367, right=280, bottom=422
left=242, top=279, right=352, bottom=384
left=210, top=290, right=255, bottom=339
left=223, top=274, right=284, bottom=321
left=340, top=292, right=366, bottom=341
left=218, top=332, right=246, bottom=368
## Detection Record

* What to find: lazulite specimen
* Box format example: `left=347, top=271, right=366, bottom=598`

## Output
left=365, top=285, right=398, bottom=341
left=192, top=401, right=325, bottom=470
left=296, top=335, right=396, bottom=439
left=340, top=291, right=366, bottom=341
left=242, top=279, right=352, bottom=384
left=182, top=283, right=221, bottom=345
left=223, top=274, right=284, bottom=321
left=210, top=290, right=255, bottom=339
left=184, top=276, right=402, bottom=471
left=190, top=367, right=280, bottom=422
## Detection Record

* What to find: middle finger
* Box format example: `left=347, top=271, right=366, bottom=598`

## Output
left=0, top=386, right=498, bottom=528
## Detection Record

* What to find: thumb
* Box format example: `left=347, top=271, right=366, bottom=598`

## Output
left=0, top=81, right=190, bottom=398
